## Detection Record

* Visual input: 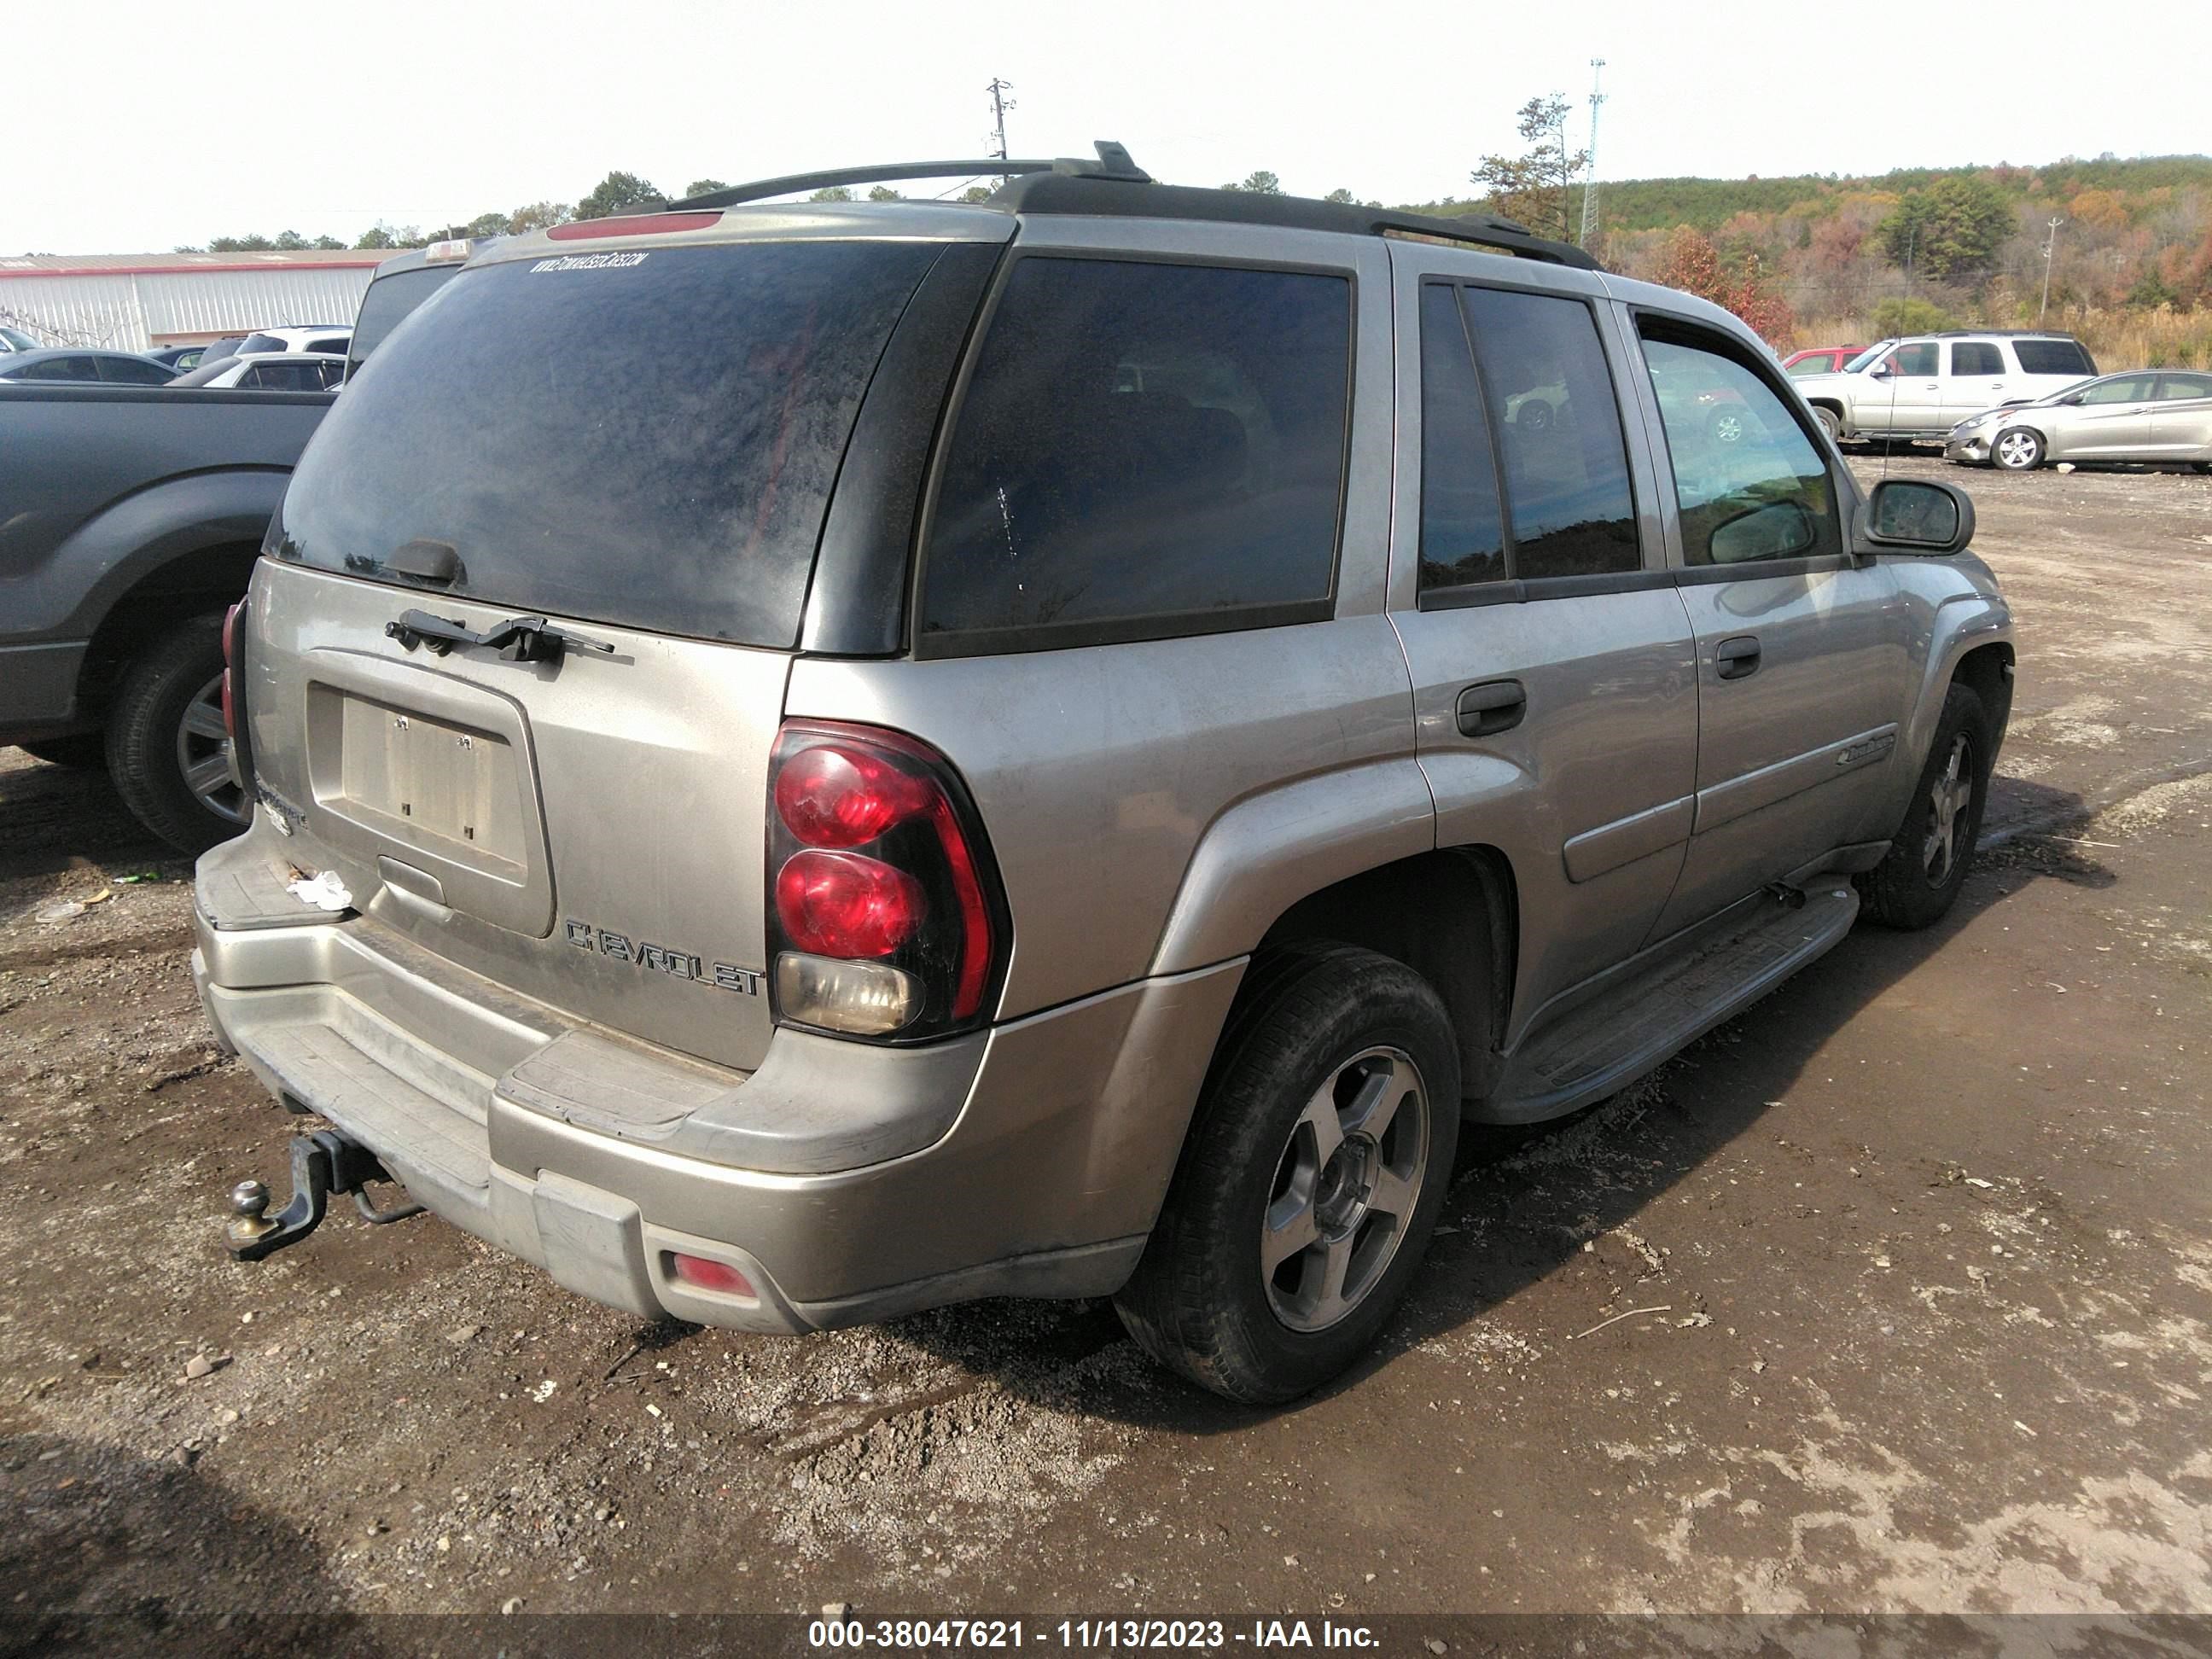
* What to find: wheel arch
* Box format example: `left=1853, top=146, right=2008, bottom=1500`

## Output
left=1251, top=847, right=1519, bottom=1104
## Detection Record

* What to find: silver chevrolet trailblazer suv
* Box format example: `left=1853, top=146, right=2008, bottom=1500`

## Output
left=195, top=145, right=2015, bottom=1402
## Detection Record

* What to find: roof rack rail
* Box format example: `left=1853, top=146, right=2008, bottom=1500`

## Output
left=671, top=142, right=1597, bottom=270
left=671, top=143, right=1153, bottom=210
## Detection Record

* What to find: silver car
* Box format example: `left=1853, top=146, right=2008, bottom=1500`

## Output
left=194, top=145, right=2016, bottom=1403
left=1947, top=370, right=2212, bottom=472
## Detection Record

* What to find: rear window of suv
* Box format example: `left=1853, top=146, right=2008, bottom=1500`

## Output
left=2014, top=339, right=2095, bottom=376
left=277, top=240, right=942, bottom=648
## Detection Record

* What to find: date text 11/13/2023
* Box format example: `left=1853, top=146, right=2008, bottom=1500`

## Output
left=806, top=1618, right=1386, bottom=1649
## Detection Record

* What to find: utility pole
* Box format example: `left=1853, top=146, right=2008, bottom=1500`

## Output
left=986, top=78, right=1016, bottom=172
left=1579, top=59, right=1606, bottom=250
left=2039, top=215, right=2065, bottom=322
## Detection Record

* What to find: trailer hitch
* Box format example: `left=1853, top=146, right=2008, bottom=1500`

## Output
left=224, top=1129, right=425, bottom=1261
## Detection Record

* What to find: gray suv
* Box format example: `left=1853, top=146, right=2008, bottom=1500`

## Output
left=194, top=146, right=2016, bottom=1402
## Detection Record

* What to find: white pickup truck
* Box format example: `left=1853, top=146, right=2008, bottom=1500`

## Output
left=1796, top=331, right=2098, bottom=443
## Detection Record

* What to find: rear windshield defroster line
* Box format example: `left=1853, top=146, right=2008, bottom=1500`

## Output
left=276, top=240, right=944, bottom=649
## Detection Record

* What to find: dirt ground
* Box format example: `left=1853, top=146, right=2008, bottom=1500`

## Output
left=3, top=456, right=2208, bottom=1650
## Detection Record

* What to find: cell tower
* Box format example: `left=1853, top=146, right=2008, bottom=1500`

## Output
left=1579, top=58, right=1607, bottom=249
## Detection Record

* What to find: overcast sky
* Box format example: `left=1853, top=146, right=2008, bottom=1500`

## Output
left=6, top=0, right=2193, bottom=254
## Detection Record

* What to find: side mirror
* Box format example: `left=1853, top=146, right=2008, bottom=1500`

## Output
left=1869, top=366, right=1893, bottom=381
left=1865, top=478, right=1975, bottom=554
left=2059, top=393, right=2086, bottom=405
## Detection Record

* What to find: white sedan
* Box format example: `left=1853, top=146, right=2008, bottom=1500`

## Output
left=167, top=352, right=347, bottom=391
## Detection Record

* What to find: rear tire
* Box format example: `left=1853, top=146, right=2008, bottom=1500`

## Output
left=1812, top=406, right=1842, bottom=445
left=1993, top=428, right=2045, bottom=471
left=17, top=733, right=107, bottom=769
left=104, top=614, right=250, bottom=854
left=1856, top=684, right=1991, bottom=930
left=1114, top=943, right=1461, bottom=1404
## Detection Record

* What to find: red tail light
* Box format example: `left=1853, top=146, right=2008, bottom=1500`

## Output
left=775, top=850, right=924, bottom=958
left=668, top=1253, right=754, bottom=1298
left=220, top=600, right=244, bottom=739
left=766, top=722, right=1006, bottom=1041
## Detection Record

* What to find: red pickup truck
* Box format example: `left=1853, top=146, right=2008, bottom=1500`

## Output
left=1784, top=345, right=1863, bottom=377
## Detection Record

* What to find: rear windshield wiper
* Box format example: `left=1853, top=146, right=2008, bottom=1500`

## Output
left=385, top=608, right=615, bottom=664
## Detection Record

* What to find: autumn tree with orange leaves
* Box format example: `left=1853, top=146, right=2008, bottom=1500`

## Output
left=1653, top=226, right=1796, bottom=345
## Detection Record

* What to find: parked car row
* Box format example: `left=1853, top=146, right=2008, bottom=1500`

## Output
left=0, top=324, right=352, bottom=388
left=1775, top=329, right=2208, bottom=473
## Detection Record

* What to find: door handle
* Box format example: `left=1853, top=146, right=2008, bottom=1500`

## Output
left=1456, top=678, right=1527, bottom=737
left=1714, top=636, right=1761, bottom=681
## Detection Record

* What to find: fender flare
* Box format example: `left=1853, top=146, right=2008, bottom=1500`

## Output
left=1147, top=757, right=1438, bottom=976
left=27, top=469, right=288, bottom=643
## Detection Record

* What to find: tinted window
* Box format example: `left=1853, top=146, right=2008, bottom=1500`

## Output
left=2079, top=375, right=2156, bottom=405
left=305, top=336, right=347, bottom=354
left=348, top=266, right=463, bottom=372
left=1418, top=283, right=1506, bottom=591
left=1459, top=287, right=1639, bottom=579
left=2015, top=339, right=2093, bottom=376
left=246, top=361, right=323, bottom=390
left=238, top=333, right=287, bottom=355
left=1886, top=342, right=1938, bottom=376
left=20, top=356, right=101, bottom=381
left=280, top=241, right=940, bottom=647
left=1785, top=353, right=1834, bottom=377
left=98, top=356, right=172, bottom=384
left=1951, top=341, right=2004, bottom=375
left=2159, top=374, right=2212, bottom=401
left=922, top=257, right=1350, bottom=650
left=1642, top=329, right=1842, bottom=568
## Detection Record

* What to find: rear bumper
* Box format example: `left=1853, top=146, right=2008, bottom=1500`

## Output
left=191, top=847, right=1241, bottom=1332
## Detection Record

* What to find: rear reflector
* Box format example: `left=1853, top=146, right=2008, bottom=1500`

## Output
left=668, top=1253, right=754, bottom=1297
left=220, top=600, right=244, bottom=740
left=546, top=211, right=721, bottom=241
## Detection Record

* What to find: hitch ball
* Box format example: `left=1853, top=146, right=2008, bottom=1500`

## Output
left=229, top=1179, right=275, bottom=1240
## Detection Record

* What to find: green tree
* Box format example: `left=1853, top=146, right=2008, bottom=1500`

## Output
left=272, top=230, right=310, bottom=250
left=1471, top=93, right=1587, bottom=241
left=1876, top=177, right=2012, bottom=281
left=1323, top=188, right=1356, bottom=204
left=866, top=184, right=904, bottom=201
left=810, top=187, right=855, bottom=202
left=1220, top=171, right=1284, bottom=195
left=461, top=212, right=509, bottom=239
left=355, top=227, right=397, bottom=250
left=684, top=178, right=731, bottom=199
left=958, top=185, right=992, bottom=204
left=507, top=202, right=572, bottom=233
left=209, top=234, right=276, bottom=253
left=576, top=170, right=663, bottom=220
left=1871, top=297, right=1960, bottom=335
left=311, top=235, right=345, bottom=250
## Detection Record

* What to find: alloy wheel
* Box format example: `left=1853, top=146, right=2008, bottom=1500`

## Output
left=175, top=672, right=247, bottom=825
left=1995, top=431, right=2040, bottom=469
left=1922, top=733, right=1974, bottom=886
left=1261, top=1045, right=1431, bottom=1333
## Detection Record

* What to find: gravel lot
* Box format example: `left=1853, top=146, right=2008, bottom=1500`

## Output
left=3, top=456, right=2208, bottom=1650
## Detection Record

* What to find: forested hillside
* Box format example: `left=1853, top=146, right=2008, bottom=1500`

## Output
left=1416, top=154, right=2212, bottom=367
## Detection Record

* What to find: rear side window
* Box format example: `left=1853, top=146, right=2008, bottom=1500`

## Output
left=239, top=333, right=287, bottom=355
left=1951, top=342, right=2003, bottom=375
left=280, top=240, right=943, bottom=647
left=306, top=335, right=347, bottom=354
left=2015, top=339, right=2093, bottom=376
left=97, top=356, right=173, bottom=383
left=2160, top=374, right=2212, bottom=400
left=920, top=257, right=1351, bottom=654
left=347, top=266, right=462, bottom=373
left=1458, top=287, right=1639, bottom=579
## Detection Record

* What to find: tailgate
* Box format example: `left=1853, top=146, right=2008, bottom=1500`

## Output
left=244, top=560, right=787, bottom=1073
